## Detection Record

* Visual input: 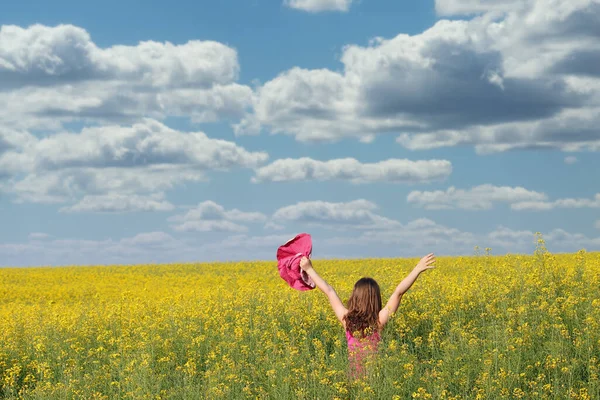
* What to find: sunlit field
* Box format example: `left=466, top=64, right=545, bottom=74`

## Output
left=1, top=238, right=599, bottom=399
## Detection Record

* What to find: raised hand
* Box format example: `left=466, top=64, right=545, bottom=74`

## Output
left=416, top=253, right=436, bottom=272
left=300, top=256, right=313, bottom=271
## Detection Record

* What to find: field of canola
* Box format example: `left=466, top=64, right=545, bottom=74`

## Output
left=1, top=239, right=599, bottom=399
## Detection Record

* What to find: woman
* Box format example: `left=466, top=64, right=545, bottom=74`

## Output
left=299, top=253, right=436, bottom=377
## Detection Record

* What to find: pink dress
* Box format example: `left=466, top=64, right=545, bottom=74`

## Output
left=346, top=329, right=381, bottom=378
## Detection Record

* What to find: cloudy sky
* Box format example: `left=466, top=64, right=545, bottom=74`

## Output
left=1, top=0, right=599, bottom=267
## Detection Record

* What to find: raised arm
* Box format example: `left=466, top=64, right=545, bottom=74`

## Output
left=300, top=257, right=347, bottom=325
left=379, top=253, right=436, bottom=327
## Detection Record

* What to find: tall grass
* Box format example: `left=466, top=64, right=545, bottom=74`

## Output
left=1, top=242, right=599, bottom=399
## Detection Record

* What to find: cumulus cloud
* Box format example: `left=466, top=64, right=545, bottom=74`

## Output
left=236, top=0, right=600, bottom=153
left=0, top=128, right=34, bottom=155
left=252, top=157, right=452, bottom=183
left=284, top=0, right=353, bottom=12
left=198, top=233, right=296, bottom=260
left=0, top=119, right=268, bottom=204
left=60, top=193, right=175, bottom=213
left=349, top=218, right=478, bottom=249
left=397, top=107, right=600, bottom=154
left=542, top=228, right=600, bottom=251
left=169, top=201, right=267, bottom=233
left=4, top=165, right=204, bottom=204
left=264, top=221, right=285, bottom=231
left=326, top=221, right=600, bottom=256
left=435, top=0, right=524, bottom=16
left=271, top=199, right=401, bottom=230
left=120, top=231, right=178, bottom=247
left=0, top=231, right=196, bottom=267
left=0, top=128, right=36, bottom=179
left=564, top=156, right=578, bottom=164
left=479, top=225, right=600, bottom=253
left=28, top=232, right=50, bottom=240
left=510, top=201, right=554, bottom=211
left=407, top=184, right=548, bottom=210
left=0, top=24, right=252, bottom=130
left=408, top=186, right=600, bottom=211
left=0, top=25, right=269, bottom=208
left=511, top=193, right=600, bottom=211
left=486, top=225, right=536, bottom=247
left=0, top=24, right=237, bottom=87
left=3, top=221, right=599, bottom=266
left=29, top=119, right=267, bottom=171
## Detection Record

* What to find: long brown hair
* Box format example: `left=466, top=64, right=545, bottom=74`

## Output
left=343, top=277, right=382, bottom=337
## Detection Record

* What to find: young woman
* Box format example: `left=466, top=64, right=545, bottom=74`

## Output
left=299, top=254, right=436, bottom=377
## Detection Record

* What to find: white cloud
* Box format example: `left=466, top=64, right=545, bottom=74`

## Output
left=0, top=231, right=196, bottom=267
left=564, top=156, right=578, bottom=164
left=284, top=0, right=353, bottom=12
left=397, top=108, right=600, bottom=154
left=271, top=199, right=401, bottom=230
left=350, top=218, right=477, bottom=249
left=435, top=0, right=524, bottom=16
left=407, top=184, right=548, bottom=210
left=486, top=225, right=535, bottom=245
left=120, top=231, right=177, bottom=246
left=0, top=119, right=268, bottom=205
left=0, top=128, right=34, bottom=155
left=28, top=232, right=50, bottom=240
left=0, top=24, right=238, bottom=86
left=510, top=201, right=554, bottom=211
left=405, top=189, right=600, bottom=212
left=2, top=222, right=599, bottom=267
left=175, top=232, right=296, bottom=261
left=264, top=221, right=285, bottom=231
left=60, top=193, right=175, bottom=213
left=169, top=201, right=267, bottom=232
left=543, top=228, right=600, bottom=251
left=252, top=157, right=452, bottom=183
left=237, top=0, right=600, bottom=153
left=201, top=225, right=600, bottom=260
left=512, top=193, right=600, bottom=211
left=4, top=165, right=205, bottom=204
left=0, top=24, right=252, bottom=130
left=172, top=220, right=250, bottom=233
left=0, top=128, right=36, bottom=179
left=198, top=233, right=296, bottom=260
left=326, top=222, right=600, bottom=256
left=31, top=119, right=267, bottom=171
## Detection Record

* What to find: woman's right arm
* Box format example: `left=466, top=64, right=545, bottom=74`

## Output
left=379, top=253, right=436, bottom=326
left=301, top=257, right=348, bottom=325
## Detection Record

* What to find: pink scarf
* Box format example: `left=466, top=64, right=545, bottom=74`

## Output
left=276, top=233, right=316, bottom=291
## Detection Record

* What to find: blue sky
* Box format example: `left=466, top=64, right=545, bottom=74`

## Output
left=1, top=0, right=599, bottom=266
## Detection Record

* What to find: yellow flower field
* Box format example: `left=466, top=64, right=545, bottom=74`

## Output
left=1, top=239, right=599, bottom=399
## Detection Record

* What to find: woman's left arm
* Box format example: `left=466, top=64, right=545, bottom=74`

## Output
left=301, top=257, right=347, bottom=324
left=379, top=253, right=436, bottom=327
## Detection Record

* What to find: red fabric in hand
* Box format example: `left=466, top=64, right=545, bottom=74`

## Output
left=276, top=233, right=316, bottom=291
